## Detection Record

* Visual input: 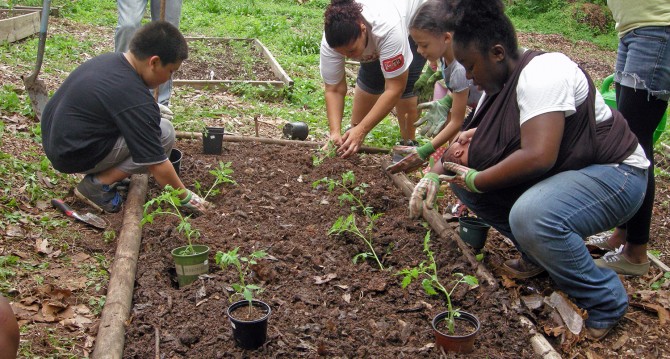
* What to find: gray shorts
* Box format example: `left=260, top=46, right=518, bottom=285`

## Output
left=356, top=36, right=426, bottom=99
left=83, top=118, right=175, bottom=175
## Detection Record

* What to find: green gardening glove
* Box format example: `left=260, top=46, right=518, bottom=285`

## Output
left=414, top=95, right=453, bottom=138
left=415, top=66, right=443, bottom=103
left=442, top=162, right=482, bottom=193
left=386, top=142, right=435, bottom=174
left=413, top=65, right=435, bottom=95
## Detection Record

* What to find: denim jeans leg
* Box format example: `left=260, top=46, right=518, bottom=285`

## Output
left=508, top=164, right=647, bottom=328
left=150, top=0, right=183, bottom=105
left=115, top=0, right=148, bottom=53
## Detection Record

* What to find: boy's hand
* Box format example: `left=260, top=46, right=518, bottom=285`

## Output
left=180, top=190, right=211, bottom=215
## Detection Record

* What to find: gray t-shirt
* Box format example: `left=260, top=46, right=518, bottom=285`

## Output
left=440, top=58, right=482, bottom=108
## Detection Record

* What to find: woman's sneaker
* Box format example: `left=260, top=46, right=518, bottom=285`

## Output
left=74, top=174, right=123, bottom=213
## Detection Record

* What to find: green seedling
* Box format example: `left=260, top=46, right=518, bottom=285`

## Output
left=312, top=140, right=337, bottom=166
left=142, top=185, right=200, bottom=255
left=102, top=230, right=116, bottom=243
left=397, top=232, right=478, bottom=334
left=314, top=171, right=385, bottom=269
left=215, top=247, right=267, bottom=312
left=195, top=161, right=237, bottom=201
left=328, top=212, right=384, bottom=270
left=312, top=170, right=373, bottom=217
left=651, top=272, right=670, bottom=290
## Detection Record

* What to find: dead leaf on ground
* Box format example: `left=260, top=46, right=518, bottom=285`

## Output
left=630, top=301, right=669, bottom=325
left=35, top=237, right=52, bottom=255
left=5, top=225, right=25, bottom=238
left=314, top=273, right=337, bottom=285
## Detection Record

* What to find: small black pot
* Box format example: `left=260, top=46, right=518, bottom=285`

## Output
left=169, top=148, right=182, bottom=175
left=227, top=300, right=271, bottom=350
left=203, top=127, right=225, bottom=154
left=282, top=122, right=309, bottom=140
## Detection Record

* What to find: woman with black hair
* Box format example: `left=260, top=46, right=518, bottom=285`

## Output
left=320, top=0, right=427, bottom=158
left=409, top=0, right=649, bottom=340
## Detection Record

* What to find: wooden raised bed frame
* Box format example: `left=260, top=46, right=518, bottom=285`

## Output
left=0, top=9, right=39, bottom=44
left=173, top=37, right=294, bottom=90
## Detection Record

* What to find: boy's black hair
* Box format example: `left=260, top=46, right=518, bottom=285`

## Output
left=449, top=0, right=519, bottom=59
left=324, top=0, right=364, bottom=48
left=410, top=0, right=456, bottom=35
left=129, top=21, right=188, bottom=65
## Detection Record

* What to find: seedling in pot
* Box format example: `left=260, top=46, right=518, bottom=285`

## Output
left=216, top=247, right=267, bottom=313
left=194, top=161, right=237, bottom=201
left=142, top=185, right=200, bottom=255
left=397, top=232, right=478, bottom=334
left=312, top=140, right=337, bottom=166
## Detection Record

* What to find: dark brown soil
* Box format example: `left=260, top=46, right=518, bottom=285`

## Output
left=175, top=39, right=277, bottom=82
left=122, top=140, right=532, bottom=358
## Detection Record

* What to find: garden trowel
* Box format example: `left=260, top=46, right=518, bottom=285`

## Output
left=51, top=199, right=108, bottom=230
left=21, top=0, right=51, bottom=121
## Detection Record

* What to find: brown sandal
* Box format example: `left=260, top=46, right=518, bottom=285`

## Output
left=501, top=258, right=545, bottom=279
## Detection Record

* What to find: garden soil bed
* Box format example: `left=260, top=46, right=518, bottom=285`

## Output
left=175, top=39, right=277, bottom=82
left=121, top=139, right=532, bottom=358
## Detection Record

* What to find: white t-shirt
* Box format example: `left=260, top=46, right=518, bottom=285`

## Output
left=477, top=52, right=649, bottom=168
left=319, top=0, right=426, bottom=85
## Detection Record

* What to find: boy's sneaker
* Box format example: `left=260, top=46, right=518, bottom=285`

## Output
left=74, top=174, right=123, bottom=213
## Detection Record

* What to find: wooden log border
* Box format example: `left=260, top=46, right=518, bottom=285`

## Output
left=92, top=174, right=148, bottom=359
left=175, top=131, right=391, bottom=155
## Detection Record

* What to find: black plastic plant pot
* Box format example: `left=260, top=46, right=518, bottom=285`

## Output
left=169, top=148, right=182, bottom=175
left=282, top=121, right=309, bottom=140
left=171, top=245, right=210, bottom=288
left=458, top=217, right=491, bottom=251
left=432, top=311, right=480, bottom=354
left=227, top=299, right=271, bottom=350
left=202, top=127, right=225, bottom=154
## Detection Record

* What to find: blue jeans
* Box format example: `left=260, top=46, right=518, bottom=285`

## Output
left=615, top=26, right=670, bottom=101
left=452, top=164, right=647, bottom=328
left=115, top=0, right=183, bottom=105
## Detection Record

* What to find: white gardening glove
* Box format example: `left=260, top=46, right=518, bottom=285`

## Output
left=409, top=173, right=441, bottom=219
left=180, top=190, right=211, bottom=216
left=158, top=103, right=174, bottom=121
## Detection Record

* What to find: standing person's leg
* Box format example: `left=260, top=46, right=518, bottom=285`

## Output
left=115, top=0, right=148, bottom=53
left=395, top=37, right=426, bottom=143
left=591, top=25, right=670, bottom=274
left=351, top=62, right=383, bottom=129
left=150, top=0, right=183, bottom=105
left=509, top=164, right=646, bottom=334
